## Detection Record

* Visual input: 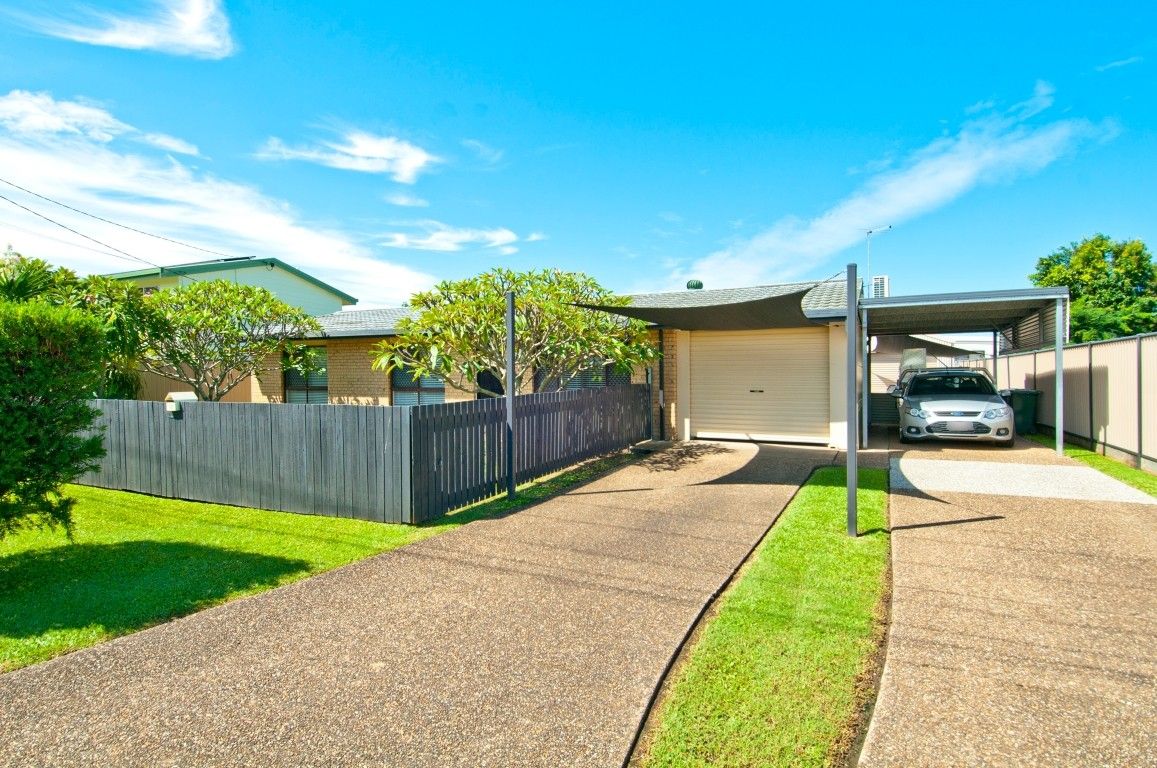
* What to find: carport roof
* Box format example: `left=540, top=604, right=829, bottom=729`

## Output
left=862, top=287, right=1069, bottom=336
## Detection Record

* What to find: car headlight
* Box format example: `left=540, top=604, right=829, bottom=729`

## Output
left=983, top=406, right=1011, bottom=419
left=907, top=407, right=929, bottom=418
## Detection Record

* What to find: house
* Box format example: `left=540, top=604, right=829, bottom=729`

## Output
left=106, top=256, right=357, bottom=315
left=127, top=261, right=1068, bottom=453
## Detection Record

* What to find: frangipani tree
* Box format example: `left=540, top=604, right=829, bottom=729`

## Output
left=371, top=268, right=657, bottom=397
left=142, top=280, right=320, bottom=401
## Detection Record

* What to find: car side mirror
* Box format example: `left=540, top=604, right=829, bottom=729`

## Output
left=890, top=389, right=904, bottom=399
left=999, top=389, right=1012, bottom=397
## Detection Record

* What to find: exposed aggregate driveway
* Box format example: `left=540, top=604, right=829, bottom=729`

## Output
left=1, top=441, right=836, bottom=768
left=860, top=436, right=1156, bottom=767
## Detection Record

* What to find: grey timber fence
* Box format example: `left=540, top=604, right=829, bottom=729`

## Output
left=79, top=385, right=650, bottom=524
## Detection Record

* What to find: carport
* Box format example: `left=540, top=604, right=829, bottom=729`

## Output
left=841, top=264, right=1070, bottom=532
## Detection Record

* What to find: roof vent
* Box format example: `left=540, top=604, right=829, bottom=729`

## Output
left=686, top=279, right=703, bottom=290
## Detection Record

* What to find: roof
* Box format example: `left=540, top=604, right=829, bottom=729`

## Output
left=580, top=280, right=849, bottom=331
left=623, top=280, right=848, bottom=316
left=105, top=256, right=358, bottom=305
left=863, top=288, right=1069, bottom=336
left=309, top=307, right=414, bottom=338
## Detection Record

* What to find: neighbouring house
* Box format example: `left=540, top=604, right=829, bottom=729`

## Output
left=109, top=256, right=359, bottom=402
left=107, top=256, right=357, bottom=315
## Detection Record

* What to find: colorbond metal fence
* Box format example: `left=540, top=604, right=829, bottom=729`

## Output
left=79, top=385, right=650, bottom=524
left=969, top=332, right=1156, bottom=472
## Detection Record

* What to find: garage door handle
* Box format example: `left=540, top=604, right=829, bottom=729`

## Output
left=749, top=389, right=764, bottom=393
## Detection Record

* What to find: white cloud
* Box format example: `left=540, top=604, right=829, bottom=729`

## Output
left=382, top=221, right=520, bottom=252
left=19, top=0, right=234, bottom=59
left=0, top=90, right=433, bottom=307
left=259, top=130, right=440, bottom=184
left=673, top=82, right=1113, bottom=289
left=385, top=192, right=429, bottom=208
left=1094, top=55, right=1143, bottom=72
left=140, top=132, right=200, bottom=156
left=462, top=138, right=504, bottom=165
left=0, top=90, right=131, bottom=141
left=526, top=232, right=548, bottom=242
left=0, top=90, right=201, bottom=156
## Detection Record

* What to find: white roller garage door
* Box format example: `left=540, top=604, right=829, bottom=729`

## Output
left=690, top=328, right=829, bottom=443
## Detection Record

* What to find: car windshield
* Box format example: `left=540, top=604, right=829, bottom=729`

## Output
left=907, top=374, right=996, bottom=397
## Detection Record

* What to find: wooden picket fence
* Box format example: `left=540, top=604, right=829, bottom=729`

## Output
left=79, top=385, right=650, bottom=524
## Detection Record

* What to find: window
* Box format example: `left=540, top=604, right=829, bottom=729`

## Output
left=391, top=367, right=446, bottom=406
left=283, top=348, right=328, bottom=403
left=563, top=362, right=632, bottom=390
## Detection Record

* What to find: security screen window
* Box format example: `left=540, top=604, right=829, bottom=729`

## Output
left=563, top=362, right=633, bottom=390
left=283, top=348, right=328, bottom=403
left=391, top=367, right=446, bottom=406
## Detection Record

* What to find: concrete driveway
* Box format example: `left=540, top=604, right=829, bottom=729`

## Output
left=860, top=436, right=1156, bottom=767
left=1, top=441, right=835, bottom=768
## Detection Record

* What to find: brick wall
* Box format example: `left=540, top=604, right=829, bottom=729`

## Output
left=635, top=328, right=678, bottom=440
left=326, top=338, right=390, bottom=405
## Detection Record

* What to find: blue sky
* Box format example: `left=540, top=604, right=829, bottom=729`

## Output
left=0, top=1, right=1153, bottom=308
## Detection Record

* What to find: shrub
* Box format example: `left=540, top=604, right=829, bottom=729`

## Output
left=0, top=301, right=106, bottom=538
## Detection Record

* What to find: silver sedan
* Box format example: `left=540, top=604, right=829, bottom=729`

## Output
left=893, top=370, right=1014, bottom=445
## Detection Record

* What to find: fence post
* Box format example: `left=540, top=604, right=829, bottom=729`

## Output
left=1138, top=338, right=1145, bottom=468
left=1088, top=342, right=1095, bottom=452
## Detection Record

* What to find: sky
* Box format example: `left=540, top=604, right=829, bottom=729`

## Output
left=0, top=1, right=1153, bottom=309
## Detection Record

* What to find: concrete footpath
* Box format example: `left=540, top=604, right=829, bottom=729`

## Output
left=860, top=437, right=1157, bottom=767
left=0, top=442, right=835, bottom=768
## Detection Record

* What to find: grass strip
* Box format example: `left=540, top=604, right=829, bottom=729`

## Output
left=1026, top=434, right=1157, bottom=497
left=638, top=466, right=889, bottom=768
left=0, top=451, right=636, bottom=673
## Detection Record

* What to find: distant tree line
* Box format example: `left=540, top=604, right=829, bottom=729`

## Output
left=1030, top=234, right=1155, bottom=342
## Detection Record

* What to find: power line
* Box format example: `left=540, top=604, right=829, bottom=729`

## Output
left=0, top=192, right=155, bottom=268
left=0, top=175, right=244, bottom=259
left=0, top=192, right=202, bottom=282
left=0, top=216, right=125, bottom=260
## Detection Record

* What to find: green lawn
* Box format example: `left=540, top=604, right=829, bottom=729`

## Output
left=1027, top=434, right=1157, bottom=497
left=637, top=467, right=890, bottom=768
left=0, top=452, right=635, bottom=673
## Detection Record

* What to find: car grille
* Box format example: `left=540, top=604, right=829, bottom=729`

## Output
left=927, top=422, right=992, bottom=435
left=932, top=410, right=981, bottom=417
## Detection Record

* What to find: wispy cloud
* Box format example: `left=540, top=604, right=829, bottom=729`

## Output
left=1094, top=55, right=1143, bottom=72
left=140, top=132, right=200, bottom=156
left=382, top=220, right=521, bottom=252
left=17, top=0, right=234, bottom=59
left=0, top=89, right=130, bottom=141
left=259, top=130, right=440, bottom=184
left=0, top=90, right=433, bottom=307
left=385, top=192, right=429, bottom=208
left=0, top=89, right=200, bottom=155
left=462, top=138, right=504, bottom=165
left=526, top=232, right=548, bottom=242
left=672, top=82, right=1113, bottom=289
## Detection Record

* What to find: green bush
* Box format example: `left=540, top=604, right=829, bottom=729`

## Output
left=0, top=301, right=106, bottom=538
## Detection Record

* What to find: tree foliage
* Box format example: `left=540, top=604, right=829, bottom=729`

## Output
left=141, top=280, right=320, bottom=401
left=371, top=268, right=657, bottom=397
left=1030, top=234, right=1156, bottom=342
left=0, top=301, right=106, bottom=539
left=0, top=250, right=154, bottom=397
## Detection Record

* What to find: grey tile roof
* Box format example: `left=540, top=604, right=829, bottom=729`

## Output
left=625, top=279, right=849, bottom=317
left=309, top=307, right=414, bottom=338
